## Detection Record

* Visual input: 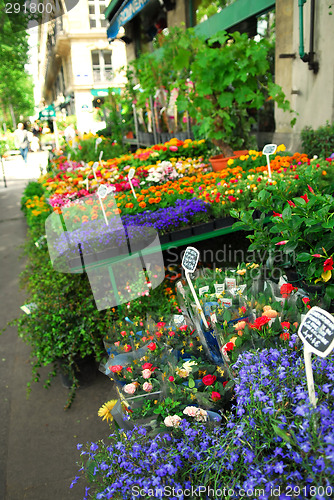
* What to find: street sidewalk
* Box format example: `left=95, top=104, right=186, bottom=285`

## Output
left=0, top=154, right=115, bottom=500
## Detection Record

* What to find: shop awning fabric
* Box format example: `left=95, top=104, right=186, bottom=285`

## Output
left=90, top=88, right=122, bottom=96
left=106, top=0, right=151, bottom=40
left=38, top=105, right=56, bottom=119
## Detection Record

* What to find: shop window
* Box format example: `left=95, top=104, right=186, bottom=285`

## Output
left=88, top=0, right=108, bottom=29
left=91, top=50, right=113, bottom=82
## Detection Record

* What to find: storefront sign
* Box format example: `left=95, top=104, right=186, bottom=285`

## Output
left=107, top=0, right=151, bottom=40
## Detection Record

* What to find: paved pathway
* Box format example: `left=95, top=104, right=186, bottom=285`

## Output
left=0, top=152, right=115, bottom=500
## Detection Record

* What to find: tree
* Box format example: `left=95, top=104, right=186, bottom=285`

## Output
left=0, top=0, right=35, bottom=128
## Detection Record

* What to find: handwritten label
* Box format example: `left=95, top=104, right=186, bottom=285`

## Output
left=262, top=143, right=277, bottom=155
left=298, top=306, right=334, bottom=358
left=176, top=280, right=185, bottom=298
left=182, top=247, right=199, bottom=273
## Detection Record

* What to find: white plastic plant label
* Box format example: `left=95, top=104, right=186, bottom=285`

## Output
left=199, top=285, right=210, bottom=296
left=214, top=283, right=225, bottom=295
left=225, top=278, right=236, bottom=290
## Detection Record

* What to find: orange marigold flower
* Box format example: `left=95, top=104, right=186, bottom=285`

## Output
left=139, top=201, right=146, bottom=208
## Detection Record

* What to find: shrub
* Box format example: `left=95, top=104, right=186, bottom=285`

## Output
left=301, top=122, right=334, bottom=159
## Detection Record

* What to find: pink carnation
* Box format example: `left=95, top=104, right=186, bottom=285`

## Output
left=142, top=382, right=153, bottom=392
left=142, top=369, right=152, bottom=379
left=123, top=383, right=136, bottom=395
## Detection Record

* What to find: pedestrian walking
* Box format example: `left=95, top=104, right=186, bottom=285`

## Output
left=13, top=122, right=29, bottom=163
left=31, top=121, right=41, bottom=152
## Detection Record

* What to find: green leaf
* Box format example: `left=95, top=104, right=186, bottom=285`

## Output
left=188, top=378, right=195, bottom=389
left=297, top=253, right=312, bottom=262
left=271, top=424, right=295, bottom=445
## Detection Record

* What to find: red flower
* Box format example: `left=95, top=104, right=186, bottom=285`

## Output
left=168, top=376, right=175, bottom=382
left=224, top=342, right=234, bottom=352
left=312, top=254, right=322, bottom=258
left=156, top=322, right=166, bottom=328
left=287, top=200, right=296, bottom=208
left=126, top=367, right=132, bottom=372
left=142, top=363, right=153, bottom=370
left=302, top=297, right=310, bottom=305
left=202, top=374, right=217, bottom=386
left=147, top=342, right=157, bottom=351
left=222, top=381, right=228, bottom=387
left=273, top=212, right=283, bottom=218
left=307, top=185, right=314, bottom=194
left=211, top=391, right=221, bottom=402
left=124, top=344, right=132, bottom=352
left=252, top=316, right=270, bottom=329
left=281, top=322, right=290, bottom=330
left=323, top=257, right=333, bottom=272
left=111, top=365, right=123, bottom=373
left=280, top=331, right=290, bottom=341
left=228, top=196, right=236, bottom=202
left=280, top=283, right=298, bottom=298
left=155, top=331, right=163, bottom=338
left=300, top=194, right=309, bottom=203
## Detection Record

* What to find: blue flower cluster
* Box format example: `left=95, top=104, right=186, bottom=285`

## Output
left=73, top=338, right=334, bottom=499
left=53, top=198, right=210, bottom=258
left=121, top=198, right=210, bottom=234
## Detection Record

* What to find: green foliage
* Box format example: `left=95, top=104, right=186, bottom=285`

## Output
left=20, top=181, right=45, bottom=214
left=126, top=27, right=293, bottom=155
left=301, top=122, right=334, bottom=158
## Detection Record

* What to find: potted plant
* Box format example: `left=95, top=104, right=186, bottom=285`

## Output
left=127, top=27, right=294, bottom=168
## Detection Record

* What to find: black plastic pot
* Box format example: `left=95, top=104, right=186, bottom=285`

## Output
left=159, top=233, right=170, bottom=245
left=170, top=227, right=193, bottom=241
left=214, top=216, right=236, bottom=229
left=192, top=221, right=215, bottom=235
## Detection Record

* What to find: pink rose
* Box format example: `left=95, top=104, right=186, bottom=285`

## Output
left=164, top=415, right=182, bottom=427
left=142, top=369, right=152, bottom=379
left=123, top=383, right=136, bottom=395
left=143, top=382, right=153, bottom=392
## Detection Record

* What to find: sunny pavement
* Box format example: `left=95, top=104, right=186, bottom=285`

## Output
left=0, top=151, right=115, bottom=500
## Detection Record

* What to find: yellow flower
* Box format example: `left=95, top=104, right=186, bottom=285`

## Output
left=97, top=399, right=118, bottom=422
left=227, top=159, right=234, bottom=166
left=276, top=144, right=286, bottom=152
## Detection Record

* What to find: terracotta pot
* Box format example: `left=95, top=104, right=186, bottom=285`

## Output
left=209, top=150, right=249, bottom=172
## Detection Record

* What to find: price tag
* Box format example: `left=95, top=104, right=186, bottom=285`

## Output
left=298, top=306, right=334, bottom=357
left=97, top=184, right=108, bottom=199
left=262, top=144, right=277, bottom=155
left=225, top=278, right=236, bottom=290
left=262, top=143, right=277, bottom=180
left=182, top=247, right=199, bottom=273
left=210, top=312, right=217, bottom=324
left=298, top=306, right=334, bottom=407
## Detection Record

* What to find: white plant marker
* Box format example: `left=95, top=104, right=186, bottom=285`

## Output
left=298, top=306, right=334, bottom=407
left=99, top=150, right=104, bottom=170
left=97, top=184, right=109, bottom=225
left=181, top=246, right=209, bottom=329
left=128, top=167, right=137, bottom=199
left=95, top=137, right=102, bottom=153
left=262, top=143, right=277, bottom=180
left=84, top=177, right=89, bottom=191
left=92, top=161, right=99, bottom=182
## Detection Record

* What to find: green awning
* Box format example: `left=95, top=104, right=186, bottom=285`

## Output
left=90, top=88, right=122, bottom=97
left=38, top=105, right=56, bottom=119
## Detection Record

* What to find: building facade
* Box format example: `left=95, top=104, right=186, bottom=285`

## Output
left=38, top=0, right=127, bottom=133
left=105, top=0, right=334, bottom=151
